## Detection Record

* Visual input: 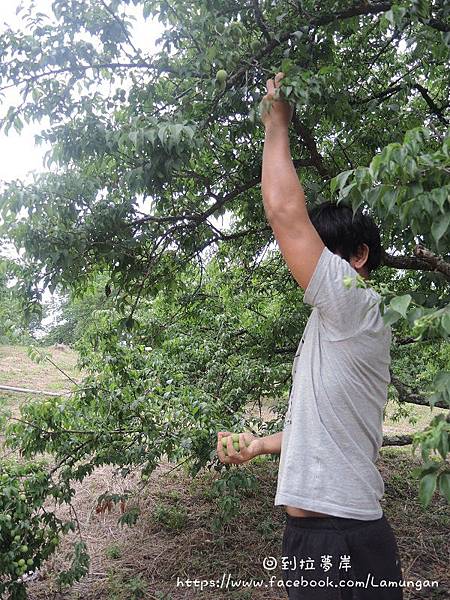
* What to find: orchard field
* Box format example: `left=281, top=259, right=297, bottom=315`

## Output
left=0, top=346, right=448, bottom=599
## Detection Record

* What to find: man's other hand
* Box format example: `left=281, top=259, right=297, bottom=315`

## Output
left=216, top=431, right=262, bottom=465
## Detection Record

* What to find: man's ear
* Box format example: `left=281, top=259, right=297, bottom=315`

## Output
left=350, top=243, right=369, bottom=271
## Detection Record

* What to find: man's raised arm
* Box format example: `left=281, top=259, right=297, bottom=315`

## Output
left=260, top=72, right=325, bottom=291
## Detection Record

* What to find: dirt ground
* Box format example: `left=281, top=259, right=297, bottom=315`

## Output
left=0, top=346, right=448, bottom=600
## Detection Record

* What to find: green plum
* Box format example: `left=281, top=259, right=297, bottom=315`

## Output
left=215, top=69, right=227, bottom=84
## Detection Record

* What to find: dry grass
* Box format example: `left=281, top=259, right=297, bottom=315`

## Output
left=0, top=346, right=449, bottom=600
left=0, top=345, right=80, bottom=391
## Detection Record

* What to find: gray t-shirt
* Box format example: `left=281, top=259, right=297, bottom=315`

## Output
left=274, top=246, right=391, bottom=520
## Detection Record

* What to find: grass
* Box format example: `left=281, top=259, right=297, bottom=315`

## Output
left=152, top=502, right=188, bottom=532
left=0, top=346, right=449, bottom=600
left=0, top=345, right=80, bottom=390
left=105, top=544, right=122, bottom=560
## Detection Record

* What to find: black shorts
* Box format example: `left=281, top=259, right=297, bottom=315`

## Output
left=281, top=512, right=403, bottom=599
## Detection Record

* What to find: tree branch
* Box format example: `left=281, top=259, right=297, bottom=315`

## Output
left=382, top=434, right=414, bottom=446
left=210, top=225, right=271, bottom=242
left=0, top=62, right=174, bottom=94
left=414, top=84, right=449, bottom=125
left=414, top=244, right=450, bottom=279
left=201, top=1, right=394, bottom=131
left=292, top=111, right=332, bottom=178
left=354, top=84, right=405, bottom=105
left=165, top=1, right=202, bottom=53
left=394, top=336, right=421, bottom=346
left=131, top=158, right=314, bottom=229
left=424, top=18, right=450, bottom=33
left=382, top=247, right=450, bottom=281
left=312, top=1, right=393, bottom=27
left=390, top=374, right=448, bottom=410
left=99, top=0, right=141, bottom=58
left=252, top=0, right=273, bottom=42
left=363, top=30, right=400, bottom=69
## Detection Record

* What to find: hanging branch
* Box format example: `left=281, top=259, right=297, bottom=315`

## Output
left=200, top=1, right=395, bottom=131
left=252, top=0, right=273, bottom=42
left=382, top=247, right=450, bottom=281
left=382, top=434, right=414, bottom=446
left=390, top=374, right=448, bottom=411
left=414, top=244, right=450, bottom=280
left=0, top=384, right=71, bottom=397
left=292, top=111, right=332, bottom=178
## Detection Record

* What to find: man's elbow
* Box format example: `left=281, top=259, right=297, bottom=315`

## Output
left=263, top=196, right=310, bottom=228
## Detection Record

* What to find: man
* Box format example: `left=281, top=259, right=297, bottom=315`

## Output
left=216, top=72, right=404, bottom=598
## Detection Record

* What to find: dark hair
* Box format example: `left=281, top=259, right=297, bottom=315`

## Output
left=308, top=201, right=382, bottom=273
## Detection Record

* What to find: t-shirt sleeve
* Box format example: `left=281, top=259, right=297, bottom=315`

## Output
left=303, top=246, right=381, bottom=340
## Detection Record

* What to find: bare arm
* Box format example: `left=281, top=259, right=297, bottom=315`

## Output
left=259, top=431, right=283, bottom=455
left=216, top=431, right=283, bottom=465
left=260, top=73, right=324, bottom=290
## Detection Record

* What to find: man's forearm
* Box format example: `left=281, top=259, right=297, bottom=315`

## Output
left=261, top=127, right=309, bottom=222
left=258, top=431, right=283, bottom=455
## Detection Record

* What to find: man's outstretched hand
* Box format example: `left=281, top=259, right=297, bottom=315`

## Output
left=259, top=72, right=294, bottom=131
left=216, top=431, right=262, bottom=465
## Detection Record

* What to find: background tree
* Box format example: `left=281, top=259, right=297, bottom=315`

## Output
left=40, top=271, right=115, bottom=346
left=0, top=0, right=449, bottom=595
left=0, top=258, right=38, bottom=344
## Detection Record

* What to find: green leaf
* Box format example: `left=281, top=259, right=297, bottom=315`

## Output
left=432, top=371, right=450, bottom=406
left=13, top=116, right=23, bottom=133
left=419, top=472, right=437, bottom=507
left=158, top=125, right=168, bottom=146
left=428, top=392, right=441, bottom=408
left=339, top=181, right=358, bottom=202
left=330, top=170, right=353, bottom=195
left=382, top=307, right=402, bottom=326
left=354, top=166, right=372, bottom=189
left=441, top=312, right=450, bottom=335
left=381, top=187, right=398, bottom=213
left=404, top=157, right=417, bottom=178
left=417, top=460, right=440, bottom=477
left=384, top=9, right=395, bottom=25
left=280, top=58, right=294, bottom=76
left=430, top=187, right=449, bottom=212
left=389, top=294, right=412, bottom=318
left=369, top=154, right=383, bottom=179
left=444, top=31, right=450, bottom=48
left=412, top=0, right=430, bottom=19
left=431, top=213, right=450, bottom=245
left=384, top=5, right=407, bottom=27
left=438, top=472, right=450, bottom=502
left=437, top=430, right=449, bottom=459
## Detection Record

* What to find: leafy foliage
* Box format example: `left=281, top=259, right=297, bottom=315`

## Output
left=0, top=459, right=89, bottom=598
left=40, top=272, right=115, bottom=346
left=0, top=260, right=38, bottom=344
